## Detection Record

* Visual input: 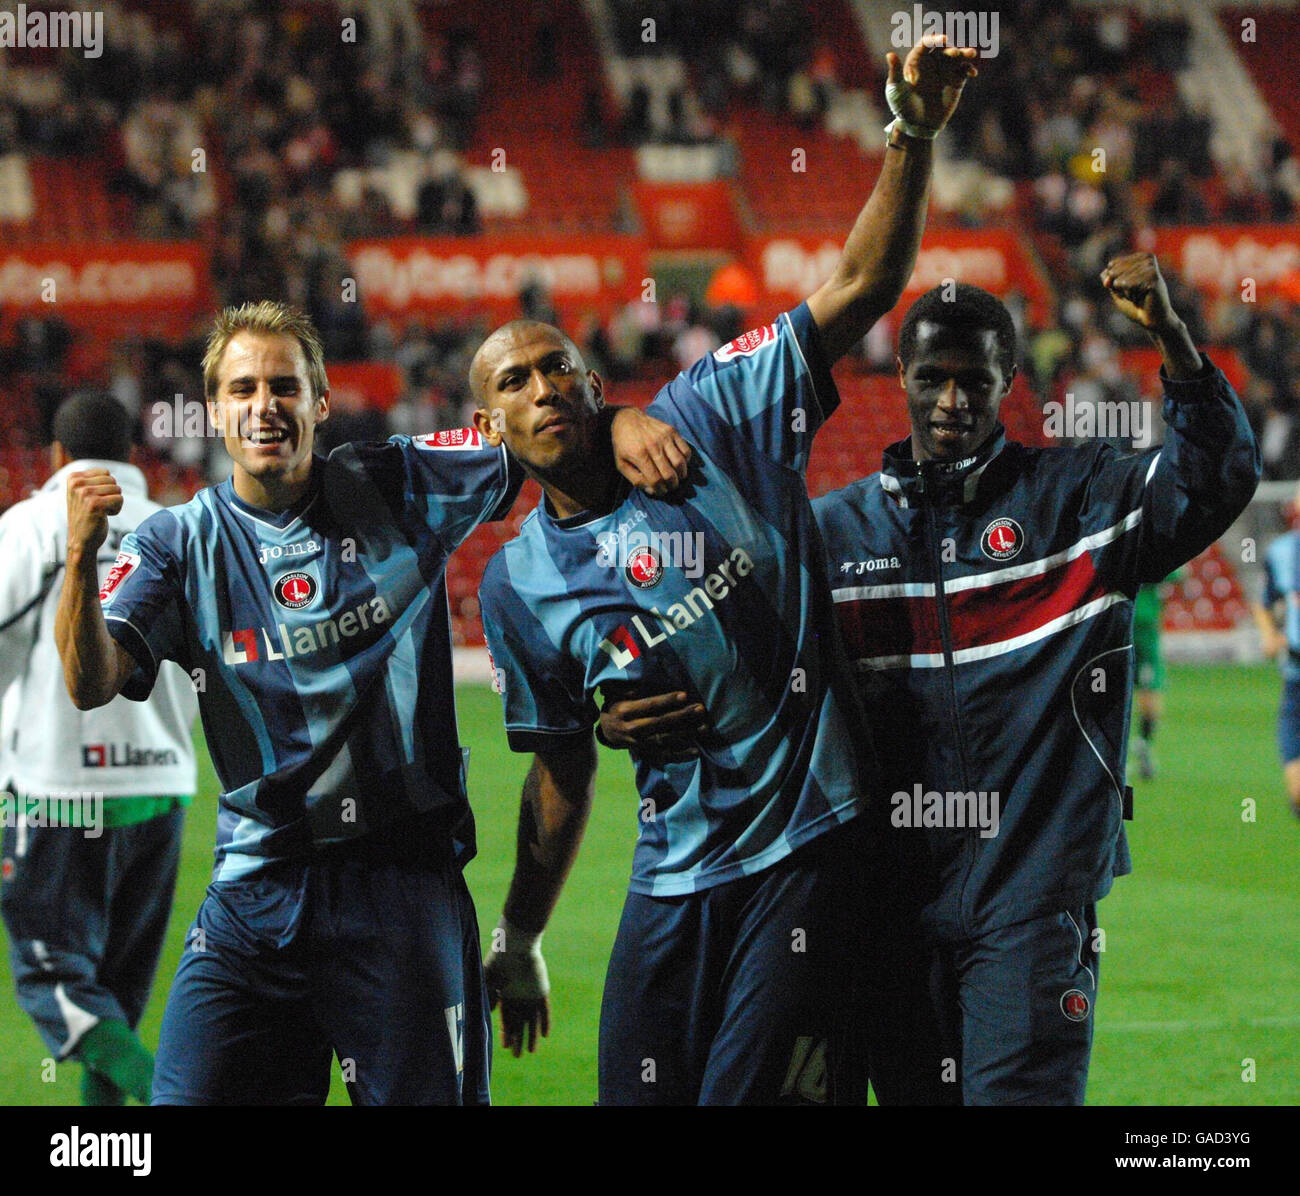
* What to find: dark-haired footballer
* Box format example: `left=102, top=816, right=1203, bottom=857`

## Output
left=472, top=38, right=978, bottom=1105
left=604, top=257, right=1261, bottom=1105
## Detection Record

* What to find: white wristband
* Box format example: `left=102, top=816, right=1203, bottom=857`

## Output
left=884, top=115, right=940, bottom=142
left=496, top=915, right=542, bottom=954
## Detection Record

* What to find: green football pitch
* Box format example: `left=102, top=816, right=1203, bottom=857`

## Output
left=1, top=663, right=1295, bottom=1106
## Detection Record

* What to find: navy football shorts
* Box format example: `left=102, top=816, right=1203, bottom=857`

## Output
left=151, top=845, right=490, bottom=1106
left=1278, top=677, right=1300, bottom=765
left=597, top=819, right=867, bottom=1106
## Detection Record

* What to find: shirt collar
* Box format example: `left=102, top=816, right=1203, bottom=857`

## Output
left=541, top=477, right=632, bottom=531
left=879, top=425, right=1007, bottom=509
left=42, top=459, right=148, bottom=498
left=221, top=458, right=323, bottom=529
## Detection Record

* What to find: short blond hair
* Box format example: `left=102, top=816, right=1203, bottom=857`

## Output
left=202, top=300, right=329, bottom=401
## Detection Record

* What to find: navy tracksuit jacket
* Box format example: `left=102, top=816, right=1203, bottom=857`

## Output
left=813, top=355, right=1261, bottom=942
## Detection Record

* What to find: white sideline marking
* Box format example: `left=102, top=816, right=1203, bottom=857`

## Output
left=1104, top=1014, right=1300, bottom=1033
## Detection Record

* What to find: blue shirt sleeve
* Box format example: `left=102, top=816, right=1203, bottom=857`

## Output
left=648, top=302, right=839, bottom=474
left=101, top=512, right=189, bottom=700
left=333, top=428, right=523, bottom=555
left=401, top=428, right=526, bottom=549
left=480, top=553, right=596, bottom=754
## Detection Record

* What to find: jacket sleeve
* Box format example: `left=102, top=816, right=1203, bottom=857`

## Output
left=1083, top=354, right=1261, bottom=590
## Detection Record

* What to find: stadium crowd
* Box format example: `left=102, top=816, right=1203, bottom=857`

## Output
left=0, top=0, right=1297, bottom=490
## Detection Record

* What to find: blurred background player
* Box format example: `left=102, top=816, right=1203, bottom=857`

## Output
left=1130, top=568, right=1183, bottom=780
left=0, top=394, right=198, bottom=1105
left=52, top=301, right=682, bottom=1106
left=1253, top=489, right=1300, bottom=818
left=475, top=36, right=976, bottom=1105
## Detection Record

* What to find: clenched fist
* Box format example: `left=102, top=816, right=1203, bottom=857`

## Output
left=65, top=469, right=123, bottom=557
left=1101, top=251, right=1203, bottom=378
left=1100, top=252, right=1180, bottom=334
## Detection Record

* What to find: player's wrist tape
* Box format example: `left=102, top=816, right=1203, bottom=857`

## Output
left=884, top=115, right=940, bottom=142
left=496, top=916, right=543, bottom=954
left=884, top=76, right=942, bottom=139
left=492, top=917, right=550, bottom=998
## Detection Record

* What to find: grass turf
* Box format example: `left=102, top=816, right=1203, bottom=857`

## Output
left=0, top=663, right=1294, bottom=1105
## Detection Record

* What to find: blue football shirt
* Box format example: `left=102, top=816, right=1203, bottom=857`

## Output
left=479, top=304, right=869, bottom=897
left=100, top=429, right=519, bottom=882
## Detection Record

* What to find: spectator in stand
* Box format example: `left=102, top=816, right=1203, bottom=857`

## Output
left=519, top=280, right=560, bottom=328
left=1260, top=388, right=1300, bottom=481
left=670, top=312, right=721, bottom=373
left=580, top=85, right=609, bottom=149
left=416, top=158, right=480, bottom=236
left=1269, top=138, right=1300, bottom=219
left=1242, top=301, right=1294, bottom=394
left=1221, top=164, right=1273, bottom=225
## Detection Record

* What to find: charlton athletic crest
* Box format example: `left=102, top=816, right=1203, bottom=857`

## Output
left=625, top=548, right=663, bottom=589
left=981, top=517, right=1024, bottom=561
left=1060, top=988, right=1091, bottom=1022
left=274, top=571, right=318, bottom=609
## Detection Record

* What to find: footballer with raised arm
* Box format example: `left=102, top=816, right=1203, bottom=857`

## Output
left=53, top=300, right=689, bottom=1106
left=604, top=257, right=1261, bottom=1105
left=472, top=37, right=977, bottom=1105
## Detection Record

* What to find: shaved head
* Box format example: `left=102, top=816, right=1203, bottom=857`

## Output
left=469, top=317, right=608, bottom=492
left=469, top=320, right=587, bottom=406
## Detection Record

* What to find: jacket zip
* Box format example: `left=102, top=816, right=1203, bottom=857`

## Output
left=918, top=467, right=979, bottom=937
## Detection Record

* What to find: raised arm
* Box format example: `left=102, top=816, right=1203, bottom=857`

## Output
left=1086, top=252, right=1261, bottom=585
left=807, top=35, right=977, bottom=364
left=1100, top=252, right=1202, bottom=379
left=54, top=470, right=136, bottom=709
left=483, top=735, right=597, bottom=1057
